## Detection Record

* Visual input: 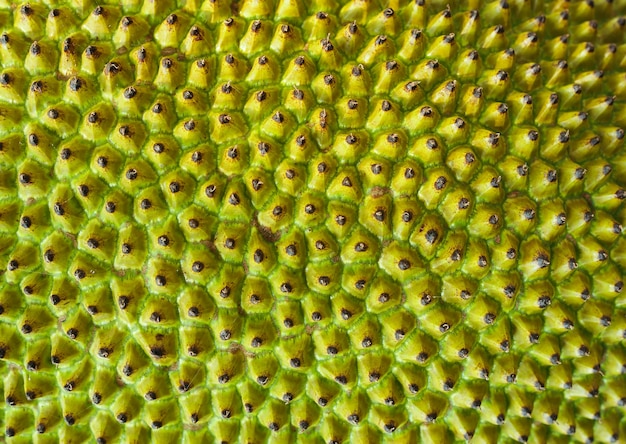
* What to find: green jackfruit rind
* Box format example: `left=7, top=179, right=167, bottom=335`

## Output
left=1, top=0, right=626, bottom=442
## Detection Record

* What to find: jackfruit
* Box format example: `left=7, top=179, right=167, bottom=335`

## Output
left=0, top=0, right=625, bottom=443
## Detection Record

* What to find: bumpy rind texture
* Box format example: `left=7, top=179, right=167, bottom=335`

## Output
left=1, top=0, right=626, bottom=443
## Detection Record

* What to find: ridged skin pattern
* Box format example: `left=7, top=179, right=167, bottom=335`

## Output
left=0, top=0, right=626, bottom=442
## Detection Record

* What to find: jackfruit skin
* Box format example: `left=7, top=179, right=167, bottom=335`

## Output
left=0, top=0, right=626, bottom=442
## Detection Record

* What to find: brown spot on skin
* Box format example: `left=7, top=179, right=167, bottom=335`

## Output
left=370, top=186, right=390, bottom=197
left=251, top=216, right=282, bottom=242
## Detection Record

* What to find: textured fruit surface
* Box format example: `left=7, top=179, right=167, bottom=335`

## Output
left=1, top=0, right=626, bottom=442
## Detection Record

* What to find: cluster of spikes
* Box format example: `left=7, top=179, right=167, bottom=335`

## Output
left=1, top=0, right=626, bottom=442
